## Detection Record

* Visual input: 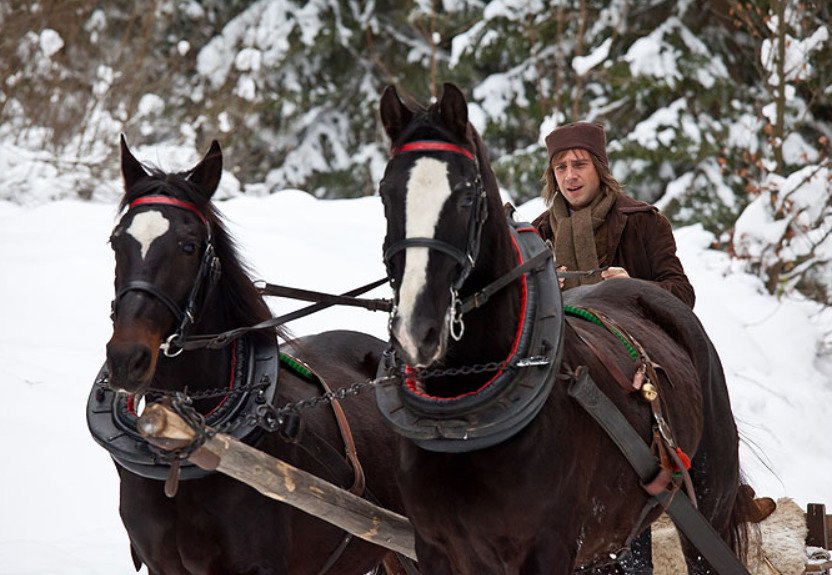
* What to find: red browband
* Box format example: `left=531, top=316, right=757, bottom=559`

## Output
left=393, top=141, right=475, bottom=161
left=129, top=195, right=208, bottom=225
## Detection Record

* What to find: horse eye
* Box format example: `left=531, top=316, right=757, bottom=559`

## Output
left=181, top=241, right=198, bottom=255
left=458, top=187, right=476, bottom=207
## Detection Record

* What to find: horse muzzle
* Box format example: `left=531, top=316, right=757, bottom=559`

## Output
left=106, top=326, right=162, bottom=393
left=389, top=311, right=449, bottom=368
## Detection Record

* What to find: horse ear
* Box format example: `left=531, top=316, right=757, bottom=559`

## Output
left=120, top=134, right=148, bottom=189
left=439, top=83, right=469, bottom=141
left=380, top=85, right=413, bottom=143
left=188, top=140, right=223, bottom=198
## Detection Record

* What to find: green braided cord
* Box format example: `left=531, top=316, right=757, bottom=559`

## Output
left=563, top=305, right=639, bottom=362
left=279, top=352, right=315, bottom=380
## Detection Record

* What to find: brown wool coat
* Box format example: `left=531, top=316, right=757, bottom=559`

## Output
left=532, top=194, right=696, bottom=309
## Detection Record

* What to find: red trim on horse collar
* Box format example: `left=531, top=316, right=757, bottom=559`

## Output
left=392, top=141, right=475, bottom=161
left=129, top=195, right=208, bottom=226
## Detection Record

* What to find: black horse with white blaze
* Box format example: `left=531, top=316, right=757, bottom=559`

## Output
left=374, top=83, right=753, bottom=575
left=88, top=137, right=409, bottom=575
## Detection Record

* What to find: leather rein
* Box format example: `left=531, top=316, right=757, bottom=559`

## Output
left=111, top=184, right=591, bottom=356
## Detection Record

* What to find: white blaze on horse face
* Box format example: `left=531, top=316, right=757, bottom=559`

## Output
left=126, top=210, right=170, bottom=260
left=395, top=157, right=453, bottom=363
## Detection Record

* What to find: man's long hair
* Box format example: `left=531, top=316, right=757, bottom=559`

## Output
left=541, top=150, right=623, bottom=206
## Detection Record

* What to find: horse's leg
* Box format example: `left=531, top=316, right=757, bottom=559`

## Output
left=520, top=533, right=580, bottom=575
left=410, top=536, right=456, bottom=575
left=119, top=472, right=190, bottom=575
left=681, top=342, right=749, bottom=575
left=616, top=529, right=653, bottom=574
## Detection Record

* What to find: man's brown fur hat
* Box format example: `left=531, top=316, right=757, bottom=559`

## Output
left=544, top=121, right=608, bottom=167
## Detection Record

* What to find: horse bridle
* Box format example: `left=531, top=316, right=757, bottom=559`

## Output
left=382, top=141, right=488, bottom=340
left=110, top=195, right=221, bottom=357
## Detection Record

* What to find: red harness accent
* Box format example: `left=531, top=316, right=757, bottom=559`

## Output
left=129, top=195, right=208, bottom=225
left=392, top=141, right=475, bottom=161
left=674, top=447, right=692, bottom=471
left=405, top=229, right=530, bottom=400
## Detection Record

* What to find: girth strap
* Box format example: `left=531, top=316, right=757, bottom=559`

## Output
left=567, top=368, right=750, bottom=575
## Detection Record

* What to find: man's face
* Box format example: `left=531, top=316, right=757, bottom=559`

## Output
left=551, top=148, right=601, bottom=210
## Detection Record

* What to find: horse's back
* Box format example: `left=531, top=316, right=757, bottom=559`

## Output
left=286, top=329, right=386, bottom=380
left=564, top=278, right=729, bottom=423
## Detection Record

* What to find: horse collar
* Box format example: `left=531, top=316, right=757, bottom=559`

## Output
left=376, top=217, right=565, bottom=453
left=87, top=335, right=279, bottom=480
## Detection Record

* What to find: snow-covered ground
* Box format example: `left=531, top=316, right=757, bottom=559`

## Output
left=0, top=187, right=830, bottom=574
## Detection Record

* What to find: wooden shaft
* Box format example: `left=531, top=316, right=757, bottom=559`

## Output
left=138, top=403, right=417, bottom=560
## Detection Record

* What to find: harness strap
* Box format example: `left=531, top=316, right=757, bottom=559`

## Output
left=279, top=353, right=366, bottom=496
left=258, top=281, right=392, bottom=312
left=116, top=280, right=184, bottom=322
left=177, top=278, right=388, bottom=351
left=278, top=353, right=384, bottom=575
left=316, top=377, right=366, bottom=497
left=384, top=237, right=471, bottom=269
left=567, top=368, right=750, bottom=575
left=566, top=306, right=697, bottom=500
left=460, top=247, right=552, bottom=314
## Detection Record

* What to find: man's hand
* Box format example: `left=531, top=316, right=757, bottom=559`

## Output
left=601, top=266, right=630, bottom=280
left=557, top=265, right=566, bottom=289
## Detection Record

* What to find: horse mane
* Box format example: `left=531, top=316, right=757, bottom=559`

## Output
left=121, top=168, right=285, bottom=342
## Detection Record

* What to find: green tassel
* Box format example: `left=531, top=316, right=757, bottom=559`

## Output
left=279, top=352, right=315, bottom=380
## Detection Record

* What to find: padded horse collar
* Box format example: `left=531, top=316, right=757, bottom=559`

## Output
left=87, top=334, right=279, bottom=480
left=376, top=217, right=564, bottom=453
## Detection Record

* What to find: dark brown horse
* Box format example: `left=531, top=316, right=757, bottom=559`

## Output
left=90, top=137, right=406, bottom=574
left=374, top=83, right=752, bottom=574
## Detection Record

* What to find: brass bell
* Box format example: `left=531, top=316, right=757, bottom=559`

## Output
left=641, top=382, right=658, bottom=402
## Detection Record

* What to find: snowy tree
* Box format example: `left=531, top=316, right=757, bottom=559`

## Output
left=1, top=0, right=831, bottom=305
left=729, top=0, right=832, bottom=303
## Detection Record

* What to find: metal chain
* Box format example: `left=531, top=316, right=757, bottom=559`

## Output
left=140, top=379, right=271, bottom=401
left=176, top=375, right=397, bottom=437
left=396, top=355, right=551, bottom=380
left=145, top=393, right=218, bottom=463
left=102, top=355, right=550, bottom=441
left=409, top=360, right=508, bottom=379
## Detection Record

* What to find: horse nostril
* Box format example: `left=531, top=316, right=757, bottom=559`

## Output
left=127, top=347, right=151, bottom=379
left=422, top=326, right=439, bottom=348
left=107, top=341, right=155, bottom=390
